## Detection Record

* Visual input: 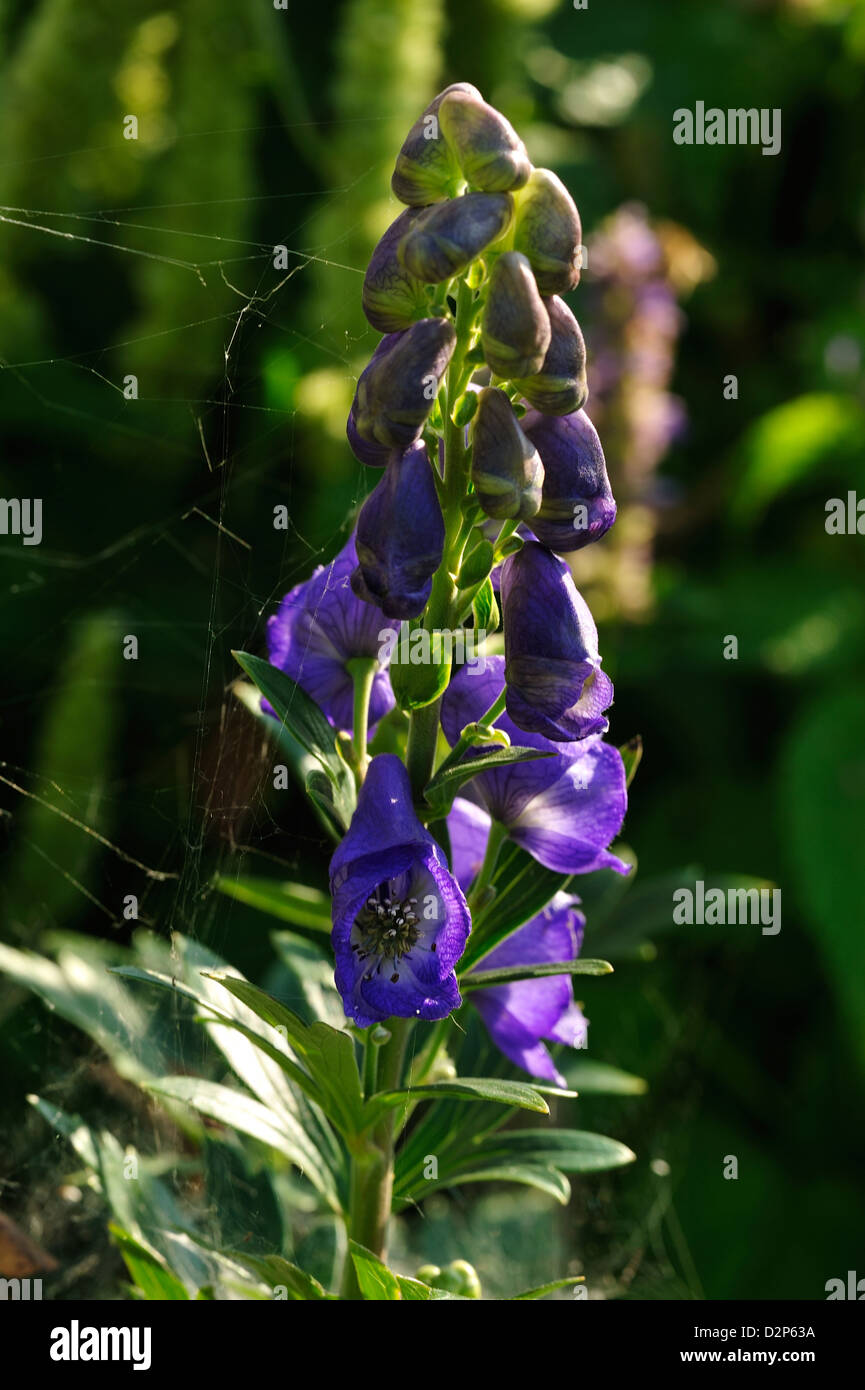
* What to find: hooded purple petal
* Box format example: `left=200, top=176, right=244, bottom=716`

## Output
left=501, top=541, right=613, bottom=741
left=330, top=755, right=471, bottom=1027
left=446, top=794, right=590, bottom=1085
left=266, top=535, right=394, bottom=734
left=522, top=408, right=616, bottom=552
left=350, top=441, right=445, bottom=620
left=441, top=657, right=629, bottom=875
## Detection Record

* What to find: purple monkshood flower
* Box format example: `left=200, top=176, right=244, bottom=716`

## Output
left=522, top=407, right=616, bottom=553
left=448, top=797, right=587, bottom=1085
left=330, top=755, right=471, bottom=1027
left=351, top=441, right=445, bottom=620
left=501, top=540, right=614, bottom=741
left=441, top=656, right=629, bottom=876
left=266, top=534, right=394, bottom=735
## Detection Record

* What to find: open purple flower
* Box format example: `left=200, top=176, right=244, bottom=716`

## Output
left=330, top=756, right=471, bottom=1027
left=522, top=407, right=616, bottom=553
left=351, top=441, right=444, bottom=620
left=501, top=541, right=614, bottom=741
left=441, top=657, right=629, bottom=875
left=266, top=535, right=394, bottom=734
left=448, top=797, right=587, bottom=1085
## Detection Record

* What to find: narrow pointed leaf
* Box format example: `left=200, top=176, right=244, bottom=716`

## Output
left=512, top=1275, right=585, bottom=1300
left=461, top=959, right=613, bottom=988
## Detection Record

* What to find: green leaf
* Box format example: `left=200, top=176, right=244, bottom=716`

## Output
left=145, top=1077, right=341, bottom=1210
left=111, top=964, right=326, bottom=1110
left=459, top=843, right=573, bottom=971
left=397, top=1162, right=571, bottom=1206
left=589, top=867, right=770, bottom=959
left=619, top=735, right=643, bottom=788
left=229, top=1252, right=336, bottom=1301
left=0, top=941, right=166, bottom=1089
left=3, top=612, right=118, bottom=931
left=214, top=874, right=331, bottom=932
left=349, top=1241, right=403, bottom=1300
left=462, top=959, right=613, bottom=989
left=110, top=1225, right=189, bottom=1301
left=560, top=1059, right=648, bottom=1095
left=512, top=1275, right=585, bottom=1300
left=471, top=574, right=499, bottom=634
left=396, top=1275, right=466, bottom=1300
left=780, top=687, right=865, bottom=1076
left=203, top=974, right=364, bottom=1137
left=467, top=1128, right=636, bottom=1174
left=424, top=746, right=552, bottom=815
left=731, top=392, right=865, bottom=525
left=366, top=1075, right=550, bottom=1126
left=232, top=650, right=354, bottom=825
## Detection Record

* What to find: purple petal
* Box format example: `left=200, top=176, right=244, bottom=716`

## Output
left=501, top=541, right=613, bottom=741
left=266, top=534, right=394, bottom=733
left=351, top=442, right=444, bottom=620
left=522, top=408, right=617, bottom=553
left=330, top=756, right=471, bottom=1027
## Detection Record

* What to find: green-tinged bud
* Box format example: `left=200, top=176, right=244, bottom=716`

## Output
left=470, top=386, right=544, bottom=521
left=457, top=537, right=494, bottom=589
left=362, top=208, right=431, bottom=332
left=438, top=89, right=531, bottom=193
left=513, top=168, right=582, bottom=294
left=399, top=192, right=513, bottom=284
left=355, top=318, right=456, bottom=449
left=481, top=252, right=551, bottom=379
left=513, top=296, right=588, bottom=415
left=453, top=389, right=479, bottom=428
left=389, top=620, right=452, bottom=711
left=497, top=533, right=524, bottom=558
left=435, top=1260, right=482, bottom=1299
left=391, top=83, right=479, bottom=206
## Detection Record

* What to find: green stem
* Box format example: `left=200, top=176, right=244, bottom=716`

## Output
left=340, top=1019, right=412, bottom=1299
left=347, top=656, right=378, bottom=786
left=404, top=279, right=479, bottom=804
left=429, top=688, right=507, bottom=787
left=467, top=819, right=508, bottom=908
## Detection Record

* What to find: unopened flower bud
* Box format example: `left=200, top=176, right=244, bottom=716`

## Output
left=438, top=89, right=531, bottom=193
left=354, top=317, right=456, bottom=451
left=523, top=407, right=616, bottom=552
left=362, top=208, right=429, bottom=333
left=481, top=252, right=551, bottom=379
left=514, top=297, right=588, bottom=416
left=431, top=1260, right=482, bottom=1299
left=351, top=441, right=445, bottom=619
left=502, top=540, right=613, bottom=742
left=513, top=168, right=582, bottom=294
left=470, top=387, right=544, bottom=521
left=399, top=192, right=512, bottom=284
left=391, top=83, right=479, bottom=206
left=347, top=333, right=403, bottom=465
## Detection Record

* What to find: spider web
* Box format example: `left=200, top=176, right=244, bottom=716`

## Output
left=0, top=109, right=399, bottom=1292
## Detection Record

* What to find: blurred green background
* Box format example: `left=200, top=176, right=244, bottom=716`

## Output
left=1, top=0, right=864, bottom=1300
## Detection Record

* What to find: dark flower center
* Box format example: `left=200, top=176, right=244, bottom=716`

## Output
left=353, top=889, right=426, bottom=983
